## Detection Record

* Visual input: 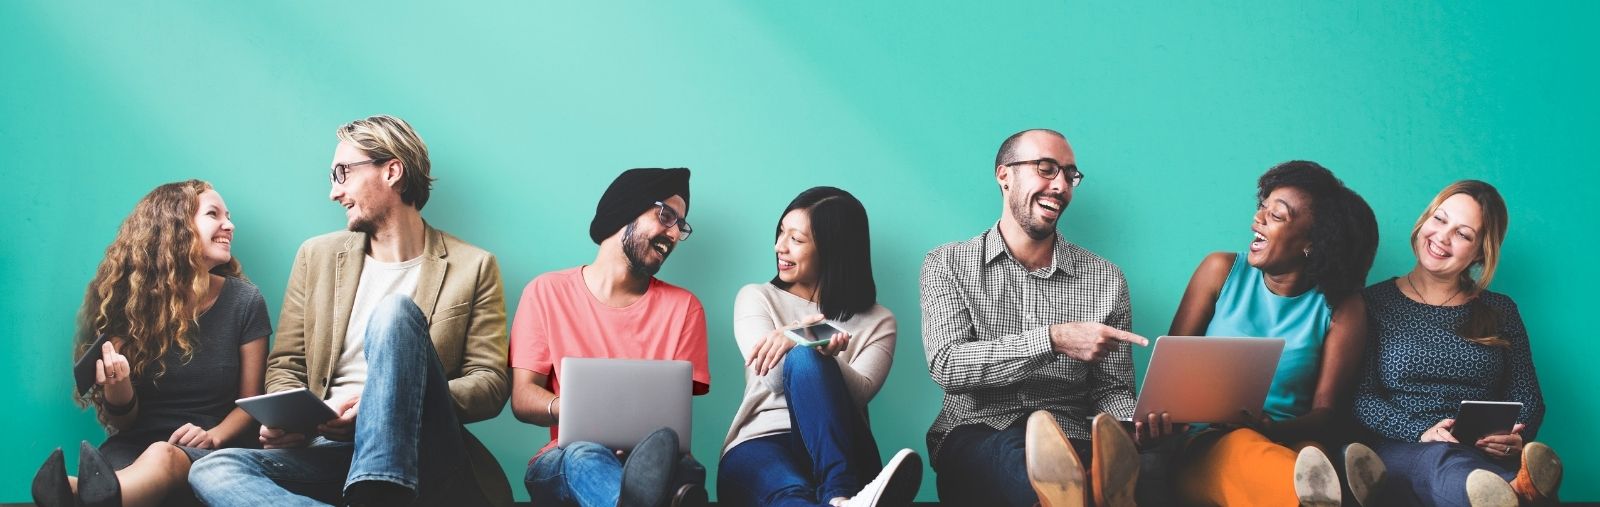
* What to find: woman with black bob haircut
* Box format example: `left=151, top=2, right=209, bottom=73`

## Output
left=718, top=186, right=921, bottom=506
left=1167, top=161, right=1379, bottom=506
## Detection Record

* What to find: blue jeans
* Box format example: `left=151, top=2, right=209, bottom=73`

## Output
left=189, top=294, right=475, bottom=506
left=934, top=419, right=1077, bottom=507
left=524, top=441, right=626, bottom=507
left=933, top=419, right=1180, bottom=506
left=717, top=347, right=882, bottom=507
left=1368, top=439, right=1517, bottom=507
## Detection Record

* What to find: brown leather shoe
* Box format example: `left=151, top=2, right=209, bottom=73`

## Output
left=1510, top=442, right=1562, bottom=505
left=1090, top=413, right=1138, bottom=507
left=1026, top=410, right=1085, bottom=507
left=1466, top=469, right=1517, bottom=507
left=1342, top=443, right=1386, bottom=507
left=1293, top=446, right=1340, bottom=507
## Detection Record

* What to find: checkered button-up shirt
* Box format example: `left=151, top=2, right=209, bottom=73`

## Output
left=921, top=224, right=1136, bottom=464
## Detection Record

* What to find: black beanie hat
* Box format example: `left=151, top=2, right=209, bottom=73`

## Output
left=589, top=168, right=692, bottom=244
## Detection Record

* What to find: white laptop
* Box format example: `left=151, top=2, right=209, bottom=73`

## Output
left=557, top=358, right=693, bottom=453
left=1121, top=336, right=1285, bottom=424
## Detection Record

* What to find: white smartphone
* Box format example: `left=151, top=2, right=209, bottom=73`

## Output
left=784, top=321, right=846, bottom=347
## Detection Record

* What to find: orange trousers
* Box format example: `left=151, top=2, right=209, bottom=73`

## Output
left=1177, top=428, right=1321, bottom=506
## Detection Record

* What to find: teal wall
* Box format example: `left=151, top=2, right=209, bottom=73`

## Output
left=3, top=1, right=1595, bottom=502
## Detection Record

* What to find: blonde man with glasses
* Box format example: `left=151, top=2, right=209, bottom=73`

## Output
left=188, top=115, right=513, bottom=506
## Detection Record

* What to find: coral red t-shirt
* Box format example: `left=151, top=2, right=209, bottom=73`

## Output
left=509, top=266, right=711, bottom=455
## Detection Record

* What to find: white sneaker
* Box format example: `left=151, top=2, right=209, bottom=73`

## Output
left=842, top=448, right=923, bottom=507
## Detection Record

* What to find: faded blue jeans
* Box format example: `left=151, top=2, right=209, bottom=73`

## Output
left=524, top=437, right=704, bottom=507
left=717, top=347, right=882, bottom=507
left=188, top=294, right=475, bottom=506
left=524, top=441, right=627, bottom=507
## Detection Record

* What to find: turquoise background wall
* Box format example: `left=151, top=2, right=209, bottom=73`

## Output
left=3, top=1, right=1595, bottom=503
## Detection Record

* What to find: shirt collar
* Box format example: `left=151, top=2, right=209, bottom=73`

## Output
left=982, top=222, right=1077, bottom=278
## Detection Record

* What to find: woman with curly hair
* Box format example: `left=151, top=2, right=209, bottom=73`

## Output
left=1166, top=161, right=1379, bottom=506
left=1347, top=180, right=1562, bottom=506
left=32, top=180, right=271, bottom=507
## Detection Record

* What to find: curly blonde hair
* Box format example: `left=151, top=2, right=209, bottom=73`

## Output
left=73, top=179, right=242, bottom=407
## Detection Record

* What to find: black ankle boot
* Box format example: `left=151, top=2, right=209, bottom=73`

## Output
left=31, top=447, right=73, bottom=507
left=77, top=441, right=122, bottom=507
left=619, top=428, right=680, bottom=507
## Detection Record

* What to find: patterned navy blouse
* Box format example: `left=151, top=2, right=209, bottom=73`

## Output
left=1354, top=279, right=1545, bottom=443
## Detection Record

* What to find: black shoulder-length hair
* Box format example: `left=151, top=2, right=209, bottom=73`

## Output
left=1257, top=161, right=1379, bottom=308
left=769, top=186, right=877, bottom=321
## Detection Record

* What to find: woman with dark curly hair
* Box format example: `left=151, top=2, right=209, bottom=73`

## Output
left=32, top=180, right=270, bottom=507
left=1346, top=180, right=1561, bottom=506
left=1166, top=161, right=1379, bottom=506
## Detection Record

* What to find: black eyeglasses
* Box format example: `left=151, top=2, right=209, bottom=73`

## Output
left=653, top=201, right=693, bottom=241
left=329, top=158, right=389, bottom=184
left=1004, top=158, right=1084, bottom=187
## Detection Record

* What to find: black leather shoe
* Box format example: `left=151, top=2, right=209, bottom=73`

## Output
left=31, top=447, right=73, bottom=507
left=77, top=441, right=122, bottom=507
left=619, top=428, right=679, bottom=507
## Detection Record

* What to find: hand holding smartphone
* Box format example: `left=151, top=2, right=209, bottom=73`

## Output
left=784, top=321, right=846, bottom=348
left=73, top=334, right=113, bottom=395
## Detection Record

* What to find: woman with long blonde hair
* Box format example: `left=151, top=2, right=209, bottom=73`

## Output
left=1347, top=180, right=1562, bottom=506
left=32, top=180, right=271, bottom=507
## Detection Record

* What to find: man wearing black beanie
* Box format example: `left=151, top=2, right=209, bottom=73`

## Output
left=508, top=168, right=711, bottom=507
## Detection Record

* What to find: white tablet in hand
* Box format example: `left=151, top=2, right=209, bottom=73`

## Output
left=236, top=388, right=339, bottom=435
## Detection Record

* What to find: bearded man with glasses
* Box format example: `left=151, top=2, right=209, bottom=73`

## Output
left=921, top=128, right=1180, bottom=507
left=509, top=168, right=712, bottom=507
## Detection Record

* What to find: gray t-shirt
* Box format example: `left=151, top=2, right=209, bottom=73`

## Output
left=122, top=276, right=272, bottom=443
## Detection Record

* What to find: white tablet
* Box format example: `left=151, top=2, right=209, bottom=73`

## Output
left=236, top=388, right=339, bottom=434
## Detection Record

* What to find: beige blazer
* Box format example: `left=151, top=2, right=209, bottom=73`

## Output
left=266, top=223, right=512, bottom=505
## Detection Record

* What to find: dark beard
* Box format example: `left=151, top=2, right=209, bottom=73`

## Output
left=621, top=222, right=669, bottom=276
left=1008, top=191, right=1059, bottom=240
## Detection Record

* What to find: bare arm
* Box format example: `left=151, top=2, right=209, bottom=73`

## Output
left=510, top=368, right=558, bottom=426
left=1167, top=252, right=1234, bottom=337
left=96, top=339, right=139, bottom=430
left=207, top=338, right=267, bottom=444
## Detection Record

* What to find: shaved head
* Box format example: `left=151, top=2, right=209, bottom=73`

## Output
left=995, top=128, right=1066, bottom=167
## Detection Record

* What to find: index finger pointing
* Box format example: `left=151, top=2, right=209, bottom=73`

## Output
left=1109, top=329, right=1149, bottom=346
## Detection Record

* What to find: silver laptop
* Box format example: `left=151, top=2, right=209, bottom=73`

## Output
left=557, top=358, right=693, bottom=453
left=1123, top=336, right=1285, bottom=424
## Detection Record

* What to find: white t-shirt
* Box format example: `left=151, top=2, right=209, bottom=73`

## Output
left=326, top=254, right=424, bottom=408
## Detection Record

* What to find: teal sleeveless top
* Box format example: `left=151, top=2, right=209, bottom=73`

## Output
left=1203, top=254, right=1332, bottom=421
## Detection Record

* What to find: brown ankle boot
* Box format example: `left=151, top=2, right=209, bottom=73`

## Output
left=1090, top=413, right=1138, bottom=507
left=1025, top=410, right=1086, bottom=507
left=1510, top=442, right=1562, bottom=505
